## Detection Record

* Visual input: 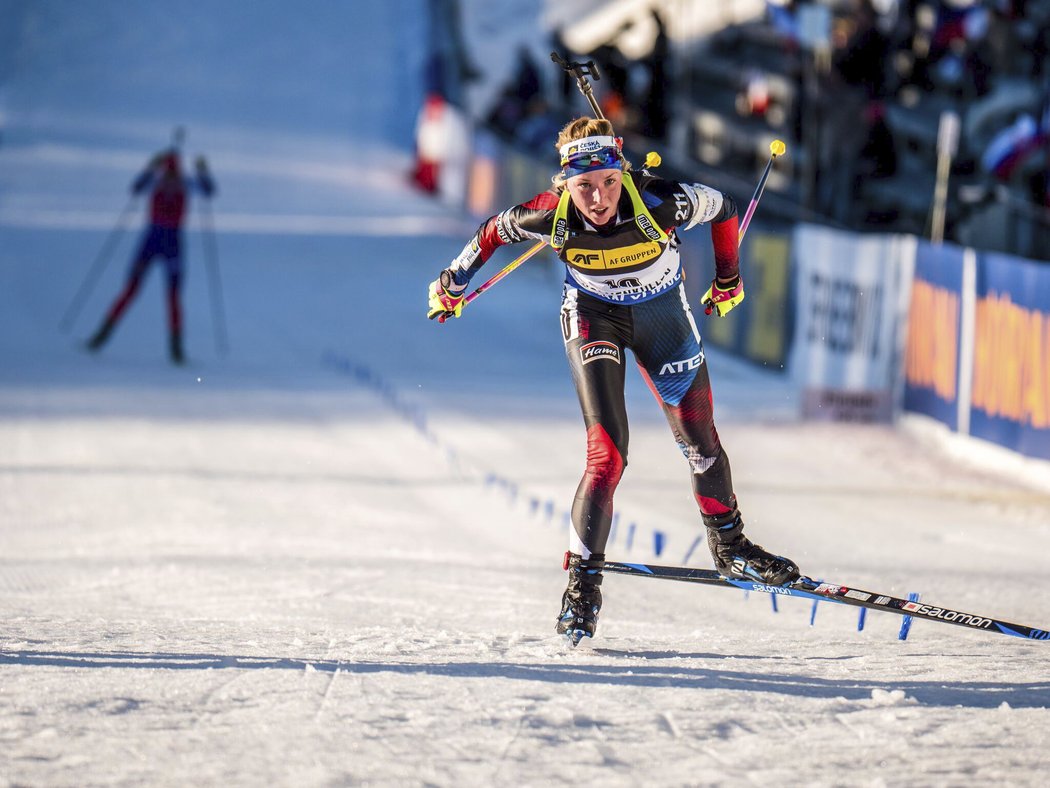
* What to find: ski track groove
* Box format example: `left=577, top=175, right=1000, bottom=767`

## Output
left=572, top=712, right=628, bottom=769
left=313, top=664, right=341, bottom=723
left=198, top=668, right=249, bottom=710
left=311, top=636, right=341, bottom=723
left=659, top=710, right=681, bottom=739
left=835, top=711, right=867, bottom=741
left=490, top=705, right=531, bottom=782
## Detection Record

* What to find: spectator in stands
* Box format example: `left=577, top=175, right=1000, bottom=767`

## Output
left=485, top=47, right=544, bottom=138
left=817, top=0, right=900, bottom=223
left=640, top=10, right=671, bottom=141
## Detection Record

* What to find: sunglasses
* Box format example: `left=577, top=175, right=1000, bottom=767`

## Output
left=561, top=148, right=623, bottom=175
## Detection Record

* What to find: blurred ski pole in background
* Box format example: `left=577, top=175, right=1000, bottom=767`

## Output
left=58, top=195, right=139, bottom=332
left=198, top=180, right=228, bottom=356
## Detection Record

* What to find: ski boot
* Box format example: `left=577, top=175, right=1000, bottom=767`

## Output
left=170, top=334, right=185, bottom=365
left=704, top=509, right=799, bottom=586
left=556, top=552, right=605, bottom=647
left=85, top=321, right=114, bottom=352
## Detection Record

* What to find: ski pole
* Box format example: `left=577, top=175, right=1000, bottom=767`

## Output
left=703, top=139, right=786, bottom=316
left=199, top=195, right=229, bottom=356
left=463, top=240, right=548, bottom=308
left=738, top=139, right=786, bottom=244
left=454, top=54, right=606, bottom=315
left=59, top=195, right=139, bottom=332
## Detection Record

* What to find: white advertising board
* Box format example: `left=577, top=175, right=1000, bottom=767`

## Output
left=790, top=225, right=916, bottom=422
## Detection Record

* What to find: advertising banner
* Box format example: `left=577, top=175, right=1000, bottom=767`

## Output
left=969, top=251, right=1050, bottom=460
left=789, top=225, right=915, bottom=422
left=902, top=241, right=967, bottom=430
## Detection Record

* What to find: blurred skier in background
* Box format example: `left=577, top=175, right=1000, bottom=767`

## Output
left=426, top=117, right=801, bottom=645
left=86, top=149, right=215, bottom=364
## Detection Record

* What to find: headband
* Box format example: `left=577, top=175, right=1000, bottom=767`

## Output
left=559, top=135, right=624, bottom=177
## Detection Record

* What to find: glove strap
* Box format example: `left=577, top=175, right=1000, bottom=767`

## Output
left=439, top=269, right=465, bottom=297
left=714, top=275, right=740, bottom=294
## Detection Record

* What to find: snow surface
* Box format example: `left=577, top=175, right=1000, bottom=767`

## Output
left=2, top=2, right=1050, bottom=786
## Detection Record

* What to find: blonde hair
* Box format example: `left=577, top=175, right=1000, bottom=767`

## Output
left=552, top=117, right=632, bottom=192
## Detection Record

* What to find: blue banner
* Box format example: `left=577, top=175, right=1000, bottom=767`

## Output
left=970, top=252, right=1050, bottom=460
left=902, top=241, right=966, bottom=430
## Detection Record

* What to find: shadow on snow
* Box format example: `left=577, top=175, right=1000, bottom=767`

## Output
left=3, top=648, right=1047, bottom=709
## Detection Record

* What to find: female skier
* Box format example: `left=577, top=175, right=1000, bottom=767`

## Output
left=427, top=117, right=800, bottom=644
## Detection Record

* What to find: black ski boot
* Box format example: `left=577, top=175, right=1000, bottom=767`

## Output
left=556, top=552, right=605, bottom=646
left=86, top=321, right=114, bottom=352
left=170, top=334, right=185, bottom=365
left=704, top=509, right=800, bottom=586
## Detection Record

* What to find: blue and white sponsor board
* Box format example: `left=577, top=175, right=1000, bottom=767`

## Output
left=789, top=225, right=916, bottom=422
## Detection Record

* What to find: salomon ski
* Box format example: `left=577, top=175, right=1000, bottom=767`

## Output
left=603, top=561, right=1050, bottom=641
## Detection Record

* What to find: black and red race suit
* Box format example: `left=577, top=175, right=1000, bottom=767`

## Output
left=446, top=170, right=741, bottom=558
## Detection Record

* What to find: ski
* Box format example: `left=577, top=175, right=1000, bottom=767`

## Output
left=603, top=561, right=1050, bottom=642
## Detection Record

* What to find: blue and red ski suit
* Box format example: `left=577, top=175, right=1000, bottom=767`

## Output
left=99, top=152, right=215, bottom=345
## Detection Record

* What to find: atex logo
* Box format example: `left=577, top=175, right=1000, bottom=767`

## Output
left=659, top=350, right=704, bottom=375
left=581, top=341, right=620, bottom=365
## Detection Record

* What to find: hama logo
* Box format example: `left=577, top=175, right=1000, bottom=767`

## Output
left=581, top=341, right=620, bottom=365
left=659, top=351, right=704, bottom=375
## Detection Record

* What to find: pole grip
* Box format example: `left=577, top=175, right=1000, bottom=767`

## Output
left=704, top=141, right=785, bottom=315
